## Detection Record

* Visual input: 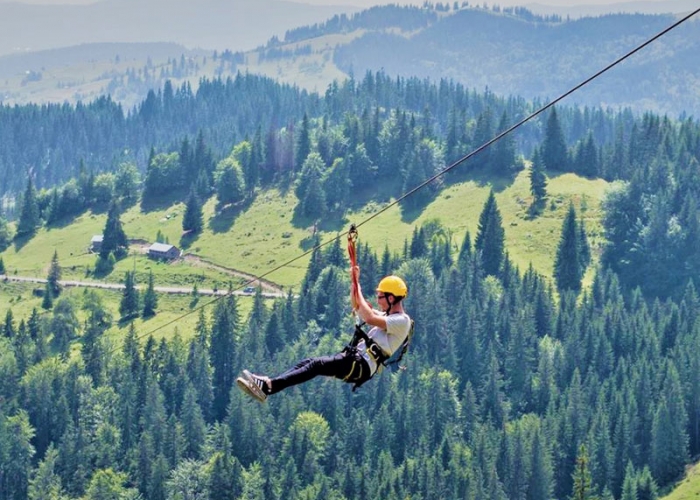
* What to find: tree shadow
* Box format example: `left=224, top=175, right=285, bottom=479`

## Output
left=12, top=232, right=35, bottom=252
left=45, top=208, right=90, bottom=230
left=443, top=161, right=521, bottom=193
left=399, top=192, right=436, bottom=224
left=117, top=315, right=139, bottom=327
left=525, top=198, right=548, bottom=220
left=179, top=230, right=199, bottom=250
left=140, top=188, right=187, bottom=213
left=209, top=197, right=254, bottom=234
left=291, top=204, right=350, bottom=241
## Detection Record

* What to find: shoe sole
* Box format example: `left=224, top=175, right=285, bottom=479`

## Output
left=236, top=377, right=267, bottom=403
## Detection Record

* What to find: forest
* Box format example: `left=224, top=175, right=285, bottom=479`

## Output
left=1, top=67, right=700, bottom=499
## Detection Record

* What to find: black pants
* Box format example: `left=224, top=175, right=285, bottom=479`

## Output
left=269, top=349, right=370, bottom=395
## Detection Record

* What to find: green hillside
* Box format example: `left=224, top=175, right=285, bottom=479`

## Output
left=663, top=463, right=700, bottom=499
left=0, top=167, right=609, bottom=352
left=1, top=168, right=609, bottom=293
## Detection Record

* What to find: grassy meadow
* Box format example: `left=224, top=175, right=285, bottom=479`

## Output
left=661, top=463, right=700, bottom=500
left=2, top=167, right=612, bottom=296
left=0, top=167, right=611, bottom=349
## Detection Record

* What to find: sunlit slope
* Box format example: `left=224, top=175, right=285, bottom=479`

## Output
left=0, top=168, right=611, bottom=293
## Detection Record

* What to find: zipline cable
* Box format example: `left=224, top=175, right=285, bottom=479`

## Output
left=110, top=7, right=700, bottom=351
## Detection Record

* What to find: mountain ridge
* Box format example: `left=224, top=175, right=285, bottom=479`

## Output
left=0, top=0, right=357, bottom=56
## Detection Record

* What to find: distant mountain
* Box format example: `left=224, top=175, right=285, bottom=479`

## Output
left=329, top=8, right=700, bottom=116
left=525, top=0, right=700, bottom=18
left=2, top=3, right=699, bottom=118
left=0, top=0, right=357, bottom=56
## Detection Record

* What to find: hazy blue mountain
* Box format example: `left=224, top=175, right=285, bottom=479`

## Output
left=329, top=7, right=700, bottom=117
left=525, top=0, right=700, bottom=18
left=0, top=0, right=357, bottom=56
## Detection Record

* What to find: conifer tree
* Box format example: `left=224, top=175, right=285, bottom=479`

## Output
left=295, top=113, right=311, bottom=172
left=119, top=271, right=140, bottom=320
left=183, top=188, right=203, bottom=234
left=47, top=250, right=62, bottom=298
left=41, top=281, right=53, bottom=310
left=142, top=271, right=158, bottom=318
left=16, top=177, right=40, bottom=237
left=651, top=362, right=689, bottom=484
left=3, top=309, right=14, bottom=339
left=529, top=147, right=547, bottom=204
left=572, top=445, right=594, bottom=500
left=492, top=110, right=517, bottom=174
left=100, top=201, right=128, bottom=260
left=542, top=107, right=568, bottom=171
left=574, top=131, right=599, bottom=177
left=475, top=190, right=505, bottom=277
left=210, top=295, right=239, bottom=421
left=471, top=107, right=494, bottom=169
left=636, top=467, right=659, bottom=500
left=180, top=383, right=206, bottom=459
left=620, top=462, right=637, bottom=500
left=554, top=203, right=583, bottom=294
left=528, top=427, right=554, bottom=500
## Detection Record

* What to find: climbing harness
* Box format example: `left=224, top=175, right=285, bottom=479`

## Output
left=343, top=224, right=415, bottom=391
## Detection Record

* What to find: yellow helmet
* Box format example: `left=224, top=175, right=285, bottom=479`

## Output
left=377, top=275, right=408, bottom=297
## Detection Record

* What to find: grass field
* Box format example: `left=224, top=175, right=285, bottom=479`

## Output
left=1, top=168, right=612, bottom=291
left=661, top=463, right=700, bottom=500
left=0, top=167, right=611, bottom=347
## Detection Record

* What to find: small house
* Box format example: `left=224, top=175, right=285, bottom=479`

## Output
left=90, top=235, right=103, bottom=252
left=148, top=242, right=181, bottom=260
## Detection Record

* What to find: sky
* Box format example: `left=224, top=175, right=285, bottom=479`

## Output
left=301, top=0, right=618, bottom=5
left=0, top=0, right=672, bottom=5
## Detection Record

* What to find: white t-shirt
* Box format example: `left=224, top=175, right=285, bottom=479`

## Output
left=358, top=312, right=412, bottom=375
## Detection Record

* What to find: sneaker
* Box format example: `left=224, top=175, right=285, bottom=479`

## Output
left=236, top=369, right=270, bottom=403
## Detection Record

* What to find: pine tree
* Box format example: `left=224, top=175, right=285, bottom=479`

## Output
left=572, top=445, right=594, bottom=500
left=636, top=467, right=659, bottom=500
left=16, top=177, right=40, bottom=237
left=492, top=111, right=517, bottom=175
left=554, top=203, right=583, bottom=294
left=47, top=250, right=62, bottom=297
left=529, top=147, right=548, bottom=203
left=100, top=201, right=128, bottom=259
left=620, top=462, right=637, bottom=500
left=574, top=132, right=599, bottom=177
left=82, top=312, right=105, bottom=386
left=527, top=427, right=554, bottom=500
left=542, top=107, right=568, bottom=171
left=41, top=281, right=53, bottom=310
left=475, top=190, right=505, bottom=277
left=180, top=383, right=206, bottom=459
left=471, top=107, right=494, bottom=170
left=295, top=113, right=311, bottom=172
left=210, top=295, right=239, bottom=421
left=183, top=188, right=203, bottom=233
left=651, top=362, right=689, bottom=485
left=119, top=271, right=140, bottom=320
left=142, top=271, right=158, bottom=318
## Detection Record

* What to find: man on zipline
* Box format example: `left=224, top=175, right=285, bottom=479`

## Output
left=236, top=267, right=412, bottom=402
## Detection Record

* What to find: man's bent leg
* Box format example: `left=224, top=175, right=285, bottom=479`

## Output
left=269, top=352, right=353, bottom=394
